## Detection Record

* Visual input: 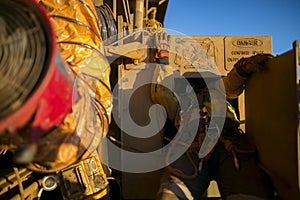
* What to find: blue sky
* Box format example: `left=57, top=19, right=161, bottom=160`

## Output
left=164, top=0, right=300, bottom=55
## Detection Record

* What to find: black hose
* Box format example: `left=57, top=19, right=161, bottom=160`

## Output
left=95, top=4, right=118, bottom=45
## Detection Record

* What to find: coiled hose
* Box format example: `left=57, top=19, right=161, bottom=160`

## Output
left=24, top=0, right=115, bottom=172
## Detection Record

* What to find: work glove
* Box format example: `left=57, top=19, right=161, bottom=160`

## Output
left=154, top=31, right=170, bottom=61
left=234, top=53, right=274, bottom=77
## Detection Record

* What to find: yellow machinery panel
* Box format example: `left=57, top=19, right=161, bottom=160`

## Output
left=245, top=41, right=300, bottom=199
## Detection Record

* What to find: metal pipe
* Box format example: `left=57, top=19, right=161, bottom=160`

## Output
left=134, top=0, right=144, bottom=29
left=145, top=0, right=148, bottom=19
left=122, top=0, right=130, bottom=25
left=148, top=7, right=156, bottom=19
left=113, top=0, right=117, bottom=20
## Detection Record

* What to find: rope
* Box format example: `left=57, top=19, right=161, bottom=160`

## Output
left=166, top=122, right=256, bottom=179
left=219, top=134, right=256, bottom=170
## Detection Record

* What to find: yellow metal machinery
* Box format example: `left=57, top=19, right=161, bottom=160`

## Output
left=99, top=0, right=300, bottom=199
left=246, top=41, right=300, bottom=199
left=0, top=0, right=299, bottom=199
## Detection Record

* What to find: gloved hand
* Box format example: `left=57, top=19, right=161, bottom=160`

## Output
left=154, top=31, right=170, bottom=59
left=234, top=53, right=274, bottom=77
